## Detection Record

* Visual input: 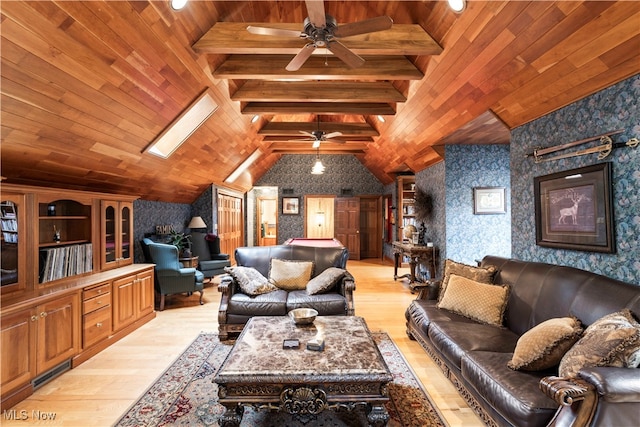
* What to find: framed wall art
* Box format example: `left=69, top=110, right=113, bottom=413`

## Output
left=282, top=197, right=300, bottom=215
left=473, top=187, right=506, bottom=214
left=534, top=163, right=614, bottom=253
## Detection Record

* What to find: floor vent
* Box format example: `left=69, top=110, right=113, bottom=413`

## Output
left=32, top=360, right=71, bottom=389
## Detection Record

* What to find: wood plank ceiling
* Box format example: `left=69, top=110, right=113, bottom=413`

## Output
left=1, top=1, right=638, bottom=203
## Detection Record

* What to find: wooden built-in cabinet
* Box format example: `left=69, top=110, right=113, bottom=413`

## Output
left=0, top=184, right=155, bottom=410
left=112, top=269, right=154, bottom=332
left=101, top=201, right=133, bottom=271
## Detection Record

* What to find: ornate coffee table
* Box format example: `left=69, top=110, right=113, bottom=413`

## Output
left=214, top=315, right=393, bottom=426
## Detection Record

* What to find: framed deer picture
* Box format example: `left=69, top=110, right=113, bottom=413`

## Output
left=534, top=162, right=614, bottom=253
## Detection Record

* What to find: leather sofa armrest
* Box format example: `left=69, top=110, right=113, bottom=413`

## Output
left=219, top=274, right=235, bottom=295
left=540, top=376, right=595, bottom=406
left=339, top=271, right=356, bottom=316
left=578, top=367, right=640, bottom=403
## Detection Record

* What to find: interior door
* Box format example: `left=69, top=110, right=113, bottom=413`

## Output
left=257, top=198, right=277, bottom=245
left=335, top=197, right=360, bottom=260
left=359, top=196, right=382, bottom=258
left=305, top=196, right=335, bottom=238
left=218, top=191, right=243, bottom=263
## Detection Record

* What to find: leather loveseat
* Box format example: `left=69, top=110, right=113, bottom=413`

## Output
left=406, top=255, right=640, bottom=427
left=218, top=245, right=355, bottom=340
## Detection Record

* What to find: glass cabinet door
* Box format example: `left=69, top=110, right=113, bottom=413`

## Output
left=1, top=194, right=25, bottom=294
left=104, top=204, right=117, bottom=264
left=120, top=203, right=132, bottom=263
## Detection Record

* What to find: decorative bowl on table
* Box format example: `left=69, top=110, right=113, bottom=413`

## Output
left=288, top=308, right=318, bottom=325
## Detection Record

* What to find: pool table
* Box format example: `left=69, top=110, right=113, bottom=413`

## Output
left=284, top=237, right=344, bottom=248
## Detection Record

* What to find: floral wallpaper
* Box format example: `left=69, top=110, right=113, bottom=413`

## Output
left=257, top=154, right=384, bottom=243
left=133, top=199, right=191, bottom=263
left=415, top=161, right=447, bottom=275
left=445, top=145, right=511, bottom=265
left=511, top=74, right=639, bottom=284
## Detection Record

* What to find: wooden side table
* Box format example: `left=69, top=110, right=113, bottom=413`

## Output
left=392, top=241, right=438, bottom=283
left=179, top=255, right=199, bottom=268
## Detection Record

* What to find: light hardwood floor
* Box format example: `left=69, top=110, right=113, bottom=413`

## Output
left=4, top=258, right=484, bottom=426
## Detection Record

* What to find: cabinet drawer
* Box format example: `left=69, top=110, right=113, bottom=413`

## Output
left=83, top=305, right=111, bottom=348
left=84, top=283, right=111, bottom=300
left=83, top=292, right=111, bottom=314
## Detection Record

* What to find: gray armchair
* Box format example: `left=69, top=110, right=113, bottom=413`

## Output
left=144, top=238, right=205, bottom=310
left=190, top=232, right=231, bottom=279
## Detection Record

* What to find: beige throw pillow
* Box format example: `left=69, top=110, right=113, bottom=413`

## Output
left=269, top=259, right=314, bottom=291
left=438, top=259, right=497, bottom=303
left=508, top=316, right=583, bottom=371
left=559, top=309, right=640, bottom=378
left=437, top=274, right=509, bottom=326
left=306, top=267, right=345, bottom=295
left=224, top=266, right=277, bottom=296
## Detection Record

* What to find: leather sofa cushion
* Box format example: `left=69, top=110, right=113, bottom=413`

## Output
left=286, top=290, right=347, bottom=315
left=429, top=320, right=519, bottom=369
left=462, top=351, right=557, bottom=427
left=227, top=289, right=288, bottom=316
left=406, top=299, right=477, bottom=333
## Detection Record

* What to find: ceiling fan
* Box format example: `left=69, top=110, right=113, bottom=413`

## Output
left=246, top=0, right=393, bottom=71
left=286, top=117, right=346, bottom=148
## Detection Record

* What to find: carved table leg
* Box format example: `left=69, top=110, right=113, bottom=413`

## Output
left=219, top=403, right=243, bottom=427
left=393, top=251, right=400, bottom=280
left=408, top=255, right=418, bottom=283
left=367, top=404, right=390, bottom=427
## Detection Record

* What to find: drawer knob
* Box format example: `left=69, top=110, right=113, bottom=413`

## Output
left=31, top=315, right=38, bottom=322
left=40, top=311, right=47, bottom=318
left=96, top=322, right=103, bottom=328
left=96, top=300, right=102, bottom=305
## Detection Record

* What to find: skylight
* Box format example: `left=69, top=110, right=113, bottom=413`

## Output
left=146, top=90, right=218, bottom=159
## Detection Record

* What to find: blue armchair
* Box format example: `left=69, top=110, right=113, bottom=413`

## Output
left=190, top=232, right=231, bottom=279
left=143, top=238, right=205, bottom=310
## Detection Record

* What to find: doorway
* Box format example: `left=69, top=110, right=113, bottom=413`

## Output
left=257, top=198, right=277, bottom=245
left=305, top=196, right=335, bottom=238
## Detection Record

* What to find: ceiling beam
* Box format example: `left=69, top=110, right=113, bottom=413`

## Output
left=259, top=121, right=379, bottom=136
left=232, top=81, right=406, bottom=103
left=242, top=102, right=396, bottom=115
left=193, top=22, right=443, bottom=55
left=262, top=135, right=374, bottom=143
left=213, top=55, right=424, bottom=80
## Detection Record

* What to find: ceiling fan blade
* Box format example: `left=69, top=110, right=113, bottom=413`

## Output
left=300, top=131, right=315, bottom=137
left=246, top=26, right=303, bottom=38
left=305, top=0, right=326, bottom=28
left=334, top=16, right=393, bottom=38
left=327, top=40, right=365, bottom=68
left=325, top=131, right=343, bottom=139
left=286, top=43, right=316, bottom=71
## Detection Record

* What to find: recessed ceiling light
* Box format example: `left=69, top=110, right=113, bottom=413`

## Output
left=171, top=0, right=188, bottom=10
left=251, top=115, right=260, bottom=123
left=448, top=0, right=466, bottom=13
left=377, top=115, right=386, bottom=123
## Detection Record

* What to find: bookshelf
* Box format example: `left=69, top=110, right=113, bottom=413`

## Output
left=397, top=175, right=416, bottom=241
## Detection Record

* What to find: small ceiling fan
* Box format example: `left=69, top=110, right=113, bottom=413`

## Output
left=287, top=117, right=346, bottom=148
left=247, top=0, right=393, bottom=71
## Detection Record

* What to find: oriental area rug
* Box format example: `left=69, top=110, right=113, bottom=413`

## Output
left=115, top=333, right=445, bottom=427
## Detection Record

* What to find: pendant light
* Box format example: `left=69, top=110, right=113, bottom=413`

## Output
left=311, top=148, right=325, bottom=175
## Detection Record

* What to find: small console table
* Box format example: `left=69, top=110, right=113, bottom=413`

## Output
left=392, top=241, right=438, bottom=284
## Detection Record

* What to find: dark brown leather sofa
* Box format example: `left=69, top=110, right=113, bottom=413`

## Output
left=218, top=245, right=355, bottom=340
left=406, top=255, right=640, bottom=427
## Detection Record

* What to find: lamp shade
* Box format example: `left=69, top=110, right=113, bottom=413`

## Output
left=187, top=216, right=207, bottom=229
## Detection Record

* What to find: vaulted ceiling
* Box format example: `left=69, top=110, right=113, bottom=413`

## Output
left=1, top=1, right=638, bottom=203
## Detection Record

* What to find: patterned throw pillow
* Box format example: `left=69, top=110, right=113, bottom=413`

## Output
left=224, top=266, right=277, bottom=296
left=508, top=316, right=583, bottom=371
left=559, top=309, right=640, bottom=378
left=306, top=267, right=346, bottom=295
left=269, top=259, right=314, bottom=291
left=437, top=274, right=509, bottom=326
left=438, top=259, right=497, bottom=303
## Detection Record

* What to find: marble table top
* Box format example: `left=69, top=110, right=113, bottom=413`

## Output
left=216, top=316, right=392, bottom=384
